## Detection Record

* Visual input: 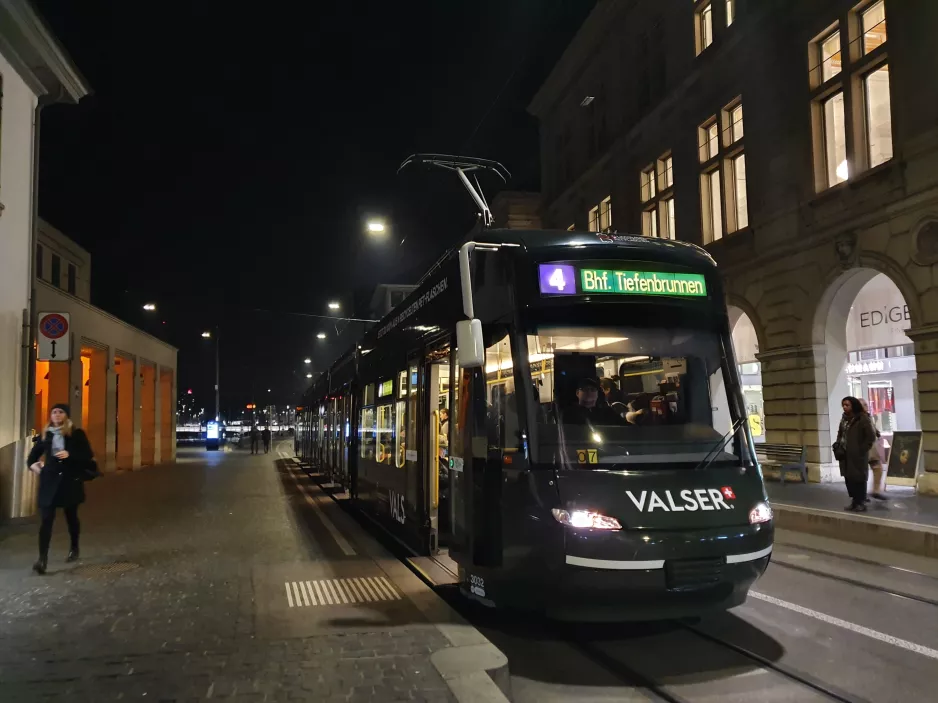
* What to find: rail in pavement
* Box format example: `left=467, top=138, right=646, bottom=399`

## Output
left=278, top=449, right=512, bottom=703
left=767, top=482, right=938, bottom=558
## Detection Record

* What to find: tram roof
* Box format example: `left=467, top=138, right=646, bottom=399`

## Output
left=470, top=229, right=716, bottom=266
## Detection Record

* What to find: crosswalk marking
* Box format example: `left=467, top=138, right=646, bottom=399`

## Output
left=284, top=577, right=402, bottom=607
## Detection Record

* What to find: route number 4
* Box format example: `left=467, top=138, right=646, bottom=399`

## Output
left=549, top=268, right=567, bottom=291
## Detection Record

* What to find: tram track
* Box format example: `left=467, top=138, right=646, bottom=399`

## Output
left=774, top=541, right=938, bottom=581
left=769, top=557, right=938, bottom=607
left=566, top=619, right=867, bottom=703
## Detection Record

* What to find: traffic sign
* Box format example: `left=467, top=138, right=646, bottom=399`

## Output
left=37, top=312, right=71, bottom=361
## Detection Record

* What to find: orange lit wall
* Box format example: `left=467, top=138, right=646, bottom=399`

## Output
left=81, top=346, right=107, bottom=458
left=115, top=355, right=135, bottom=469
left=160, top=369, right=173, bottom=462
left=140, top=364, right=156, bottom=465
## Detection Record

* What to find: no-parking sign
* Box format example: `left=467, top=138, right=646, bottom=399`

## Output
left=37, top=312, right=71, bottom=361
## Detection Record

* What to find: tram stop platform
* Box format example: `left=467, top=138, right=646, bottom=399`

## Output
left=767, top=481, right=938, bottom=559
left=0, top=443, right=509, bottom=702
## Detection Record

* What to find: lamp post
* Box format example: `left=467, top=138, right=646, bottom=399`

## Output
left=202, top=329, right=220, bottom=422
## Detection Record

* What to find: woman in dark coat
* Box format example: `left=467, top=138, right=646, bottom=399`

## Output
left=26, top=403, right=95, bottom=574
left=834, top=396, right=876, bottom=512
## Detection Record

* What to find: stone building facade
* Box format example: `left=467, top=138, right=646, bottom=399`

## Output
left=529, top=0, right=938, bottom=493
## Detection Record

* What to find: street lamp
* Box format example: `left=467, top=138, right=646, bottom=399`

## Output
left=306, top=373, right=313, bottom=379
left=201, top=329, right=220, bottom=422
left=327, top=301, right=340, bottom=310
left=143, top=303, right=156, bottom=311
left=367, top=220, right=386, bottom=234
left=304, top=358, right=311, bottom=364
left=317, top=332, right=327, bottom=340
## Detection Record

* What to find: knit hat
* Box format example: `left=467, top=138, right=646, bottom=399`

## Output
left=51, top=403, right=71, bottom=417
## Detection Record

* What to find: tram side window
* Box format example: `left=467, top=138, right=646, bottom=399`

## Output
left=360, top=382, right=376, bottom=460
left=395, top=398, right=406, bottom=467
left=376, top=403, right=393, bottom=464
left=485, top=334, right=522, bottom=452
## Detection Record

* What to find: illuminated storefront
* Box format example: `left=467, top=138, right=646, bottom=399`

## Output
left=845, top=274, right=919, bottom=443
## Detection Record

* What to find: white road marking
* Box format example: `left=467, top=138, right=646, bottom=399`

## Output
left=750, top=591, right=938, bottom=661
left=278, top=451, right=356, bottom=556
left=304, top=581, right=317, bottom=606
left=283, top=578, right=402, bottom=607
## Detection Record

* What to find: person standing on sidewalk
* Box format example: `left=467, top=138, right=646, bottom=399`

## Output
left=859, top=398, right=888, bottom=502
left=833, top=396, right=876, bottom=512
left=262, top=427, right=271, bottom=454
left=26, top=404, right=96, bottom=574
left=250, top=426, right=260, bottom=454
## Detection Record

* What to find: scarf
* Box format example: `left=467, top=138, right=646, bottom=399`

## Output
left=50, top=426, right=66, bottom=454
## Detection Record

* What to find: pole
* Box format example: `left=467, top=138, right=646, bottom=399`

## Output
left=215, top=327, right=220, bottom=422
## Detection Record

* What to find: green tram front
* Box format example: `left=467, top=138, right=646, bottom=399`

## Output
left=301, top=230, right=773, bottom=621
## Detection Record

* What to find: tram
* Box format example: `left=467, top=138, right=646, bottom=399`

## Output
left=298, top=156, right=773, bottom=620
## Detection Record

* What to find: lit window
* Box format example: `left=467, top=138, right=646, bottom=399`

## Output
left=659, top=197, right=676, bottom=240
left=865, top=63, right=893, bottom=168
left=822, top=92, right=848, bottom=186
left=728, top=153, right=749, bottom=232
left=641, top=152, right=674, bottom=240
left=862, top=1, right=887, bottom=54
left=820, top=31, right=842, bottom=82
left=701, top=169, right=723, bottom=243
left=696, top=2, right=714, bottom=55
left=600, top=196, right=613, bottom=230
left=640, top=167, right=656, bottom=202
left=810, top=4, right=892, bottom=189
left=642, top=209, right=658, bottom=238
left=698, top=119, right=719, bottom=162
left=726, top=0, right=735, bottom=26
left=729, top=104, right=744, bottom=143
left=657, top=155, right=673, bottom=191
left=588, top=205, right=600, bottom=232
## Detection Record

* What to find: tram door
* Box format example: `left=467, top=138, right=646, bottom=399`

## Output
left=422, top=342, right=454, bottom=552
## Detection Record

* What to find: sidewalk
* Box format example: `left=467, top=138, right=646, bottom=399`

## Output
left=0, top=443, right=508, bottom=702
left=767, top=481, right=938, bottom=558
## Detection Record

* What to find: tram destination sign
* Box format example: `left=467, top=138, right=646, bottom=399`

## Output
left=538, top=264, right=707, bottom=298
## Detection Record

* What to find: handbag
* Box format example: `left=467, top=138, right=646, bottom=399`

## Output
left=82, top=458, right=102, bottom=481
left=832, top=440, right=846, bottom=461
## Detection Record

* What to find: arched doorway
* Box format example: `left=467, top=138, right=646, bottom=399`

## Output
left=816, top=269, right=920, bottom=482
left=729, top=308, right=765, bottom=443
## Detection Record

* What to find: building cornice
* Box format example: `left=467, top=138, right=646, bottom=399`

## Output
left=0, top=0, right=90, bottom=102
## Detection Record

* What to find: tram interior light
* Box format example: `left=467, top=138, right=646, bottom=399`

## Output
left=748, top=502, right=773, bottom=525
left=551, top=508, right=621, bottom=531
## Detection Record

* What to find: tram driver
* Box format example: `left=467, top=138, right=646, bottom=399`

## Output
left=565, top=378, right=625, bottom=425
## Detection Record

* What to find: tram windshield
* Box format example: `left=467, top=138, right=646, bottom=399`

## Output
left=525, top=325, right=749, bottom=468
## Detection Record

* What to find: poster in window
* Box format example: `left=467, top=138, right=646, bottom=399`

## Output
left=885, top=431, right=922, bottom=479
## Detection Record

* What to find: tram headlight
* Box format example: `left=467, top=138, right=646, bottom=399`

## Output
left=748, top=501, right=773, bottom=525
left=551, top=508, right=622, bottom=530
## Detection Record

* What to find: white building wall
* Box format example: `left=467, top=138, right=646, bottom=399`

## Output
left=0, top=53, right=37, bottom=456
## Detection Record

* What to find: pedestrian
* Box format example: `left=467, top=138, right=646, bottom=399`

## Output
left=262, top=427, right=271, bottom=454
left=832, top=396, right=876, bottom=512
left=250, top=426, right=259, bottom=454
left=859, top=398, right=888, bottom=501
left=26, top=403, right=96, bottom=574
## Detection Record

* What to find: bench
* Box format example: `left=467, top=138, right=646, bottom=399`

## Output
left=756, top=443, right=808, bottom=484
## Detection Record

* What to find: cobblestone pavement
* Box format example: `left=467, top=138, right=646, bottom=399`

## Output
left=0, top=443, right=455, bottom=702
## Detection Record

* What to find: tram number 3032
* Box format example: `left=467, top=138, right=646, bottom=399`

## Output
left=469, top=574, right=486, bottom=598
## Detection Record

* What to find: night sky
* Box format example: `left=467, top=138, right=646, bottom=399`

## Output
left=32, top=1, right=594, bottom=419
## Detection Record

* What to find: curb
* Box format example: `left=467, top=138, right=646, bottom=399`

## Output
left=774, top=503, right=938, bottom=559
left=289, top=457, right=512, bottom=703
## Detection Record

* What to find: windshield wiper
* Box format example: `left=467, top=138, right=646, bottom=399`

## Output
left=694, top=416, right=746, bottom=472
